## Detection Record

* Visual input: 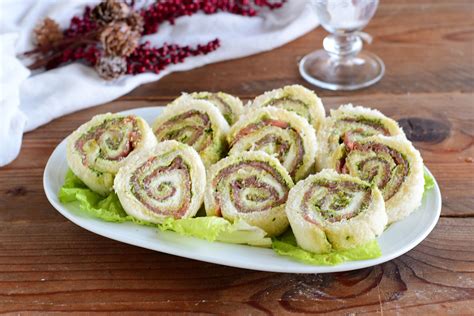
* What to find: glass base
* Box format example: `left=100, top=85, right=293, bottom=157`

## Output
left=299, top=50, right=385, bottom=91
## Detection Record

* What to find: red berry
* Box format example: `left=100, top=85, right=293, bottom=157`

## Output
left=41, top=0, right=285, bottom=72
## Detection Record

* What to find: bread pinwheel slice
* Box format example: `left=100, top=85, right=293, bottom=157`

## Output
left=114, top=140, right=206, bottom=223
left=152, top=97, right=230, bottom=166
left=332, top=135, right=424, bottom=224
left=228, top=107, right=317, bottom=181
left=249, top=84, right=325, bottom=132
left=285, top=169, right=387, bottom=254
left=66, top=113, right=157, bottom=195
left=176, top=91, right=244, bottom=125
left=318, top=104, right=405, bottom=169
left=205, top=151, right=294, bottom=237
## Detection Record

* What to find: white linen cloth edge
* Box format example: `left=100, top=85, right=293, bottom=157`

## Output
left=0, top=0, right=318, bottom=167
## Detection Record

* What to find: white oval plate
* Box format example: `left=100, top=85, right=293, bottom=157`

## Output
left=44, top=107, right=442, bottom=273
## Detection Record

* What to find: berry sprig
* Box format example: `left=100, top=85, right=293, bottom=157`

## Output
left=23, top=0, right=286, bottom=80
left=126, top=39, right=220, bottom=75
left=141, top=0, right=286, bottom=35
left=64, top=6, right=98, bottom=38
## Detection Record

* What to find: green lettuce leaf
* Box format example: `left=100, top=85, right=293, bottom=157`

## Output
left=59, top=170, right=384, bottom=262
left=59, top=170, right=132, bottom=223
left=159, top=217, right=272, bottom=247
left=424, top=170, right=435, bottom=194
left=59, top=170, right=271, bottom=247
left=272, top=230, right=381, bottom=265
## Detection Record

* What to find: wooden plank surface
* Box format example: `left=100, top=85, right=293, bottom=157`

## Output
left=126, top=0, right=474, bottom=98
left=1, top=0, right=473, bottom=314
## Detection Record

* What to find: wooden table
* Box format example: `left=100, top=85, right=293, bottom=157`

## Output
left=1, top=0, right=473, bottom=314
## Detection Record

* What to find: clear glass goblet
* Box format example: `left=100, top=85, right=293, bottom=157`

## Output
left=299, top=0, right=384, bottom=91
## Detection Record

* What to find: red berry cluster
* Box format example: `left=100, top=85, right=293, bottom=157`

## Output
left=27, top=0, right=285, bottom=77
left=126, top=39, right=220, bottom=74
left=64, top=6, right=98, bottom=38
left=34, top=6, right=102, bottom=69
left=46, top=46, right=101, bottom=70
left=142, top=0, right=286, bottom=35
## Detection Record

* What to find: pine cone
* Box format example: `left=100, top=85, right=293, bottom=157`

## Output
left=95, top=55, right=127, bottom=80
left=126, top=11, right=144, bottom=35
left=91, top=0, right=131, bottom=25
left=34, top=18, right=63, bottom=47
left=100, top=22, right=139, bottom=57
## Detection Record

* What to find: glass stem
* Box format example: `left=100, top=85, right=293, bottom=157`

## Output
left=323, top=33, right=362, bottom=58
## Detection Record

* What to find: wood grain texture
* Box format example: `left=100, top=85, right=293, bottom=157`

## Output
left=0, top=219, right=472, bottom=314
left=126, top=0, right=474, bottom=98
left=1, top=0, right=473, bottom=314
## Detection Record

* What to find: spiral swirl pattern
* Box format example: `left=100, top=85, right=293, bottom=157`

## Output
left=114, top=140, right=206, bottom=223
left=340, top=142, right=408, bottom=201
left=205, top=152, right=294, bottom=237
left=152, top=98, right=229, bottom=166
left=250, top=85, right=325, bottom=132
left=228, top=107, right=316, bottom=181
left=285, top=169, right=387, bottom=254
left=76, top=117, right=139, bottom=166
left=318, top=104, right=405, bottom=170
left=66, top=113, right=156, bottom=195
left=188, top=92, right=243, bottom=125
left=130, top=156, right=191, bottom=217
left=337, top=139, right=408, bottom=200
left=154, top=110, right=212, bottom=151
left=333, top=135, right=424, bottom=224
left=301, top=179, right=372, bottom=224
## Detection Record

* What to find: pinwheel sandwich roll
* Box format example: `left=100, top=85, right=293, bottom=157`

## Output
left=332, top=134, right=424, bottom=224
left=250, top=84, right=325, bottom=132
left=173, top=92, right=243, bottom=125
left=285, top=169, right=387, bottom=254
left=114, top=140, right=206, bottom=223
left=228, top=107, right=317, bottom=181
left=152, top=96, right=230, bottom=166
left=66, top=113, right=156, bottom=195
left=205, top=151, right=294, bottom=237
left=318, top=103, right=405, bottom=169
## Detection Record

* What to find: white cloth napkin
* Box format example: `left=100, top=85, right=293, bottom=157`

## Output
left=0, top=0, right=318, bottom=166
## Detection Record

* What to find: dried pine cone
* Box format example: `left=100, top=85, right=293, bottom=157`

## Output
left=34, top=17, right=63, bottom=47
left=100, top=22, right=139, bottom=57
left=126, top=11, right=144, bottom=35
left=95, top=55, right=127, bottom=80
left=91, top=0, right=131, bottom=25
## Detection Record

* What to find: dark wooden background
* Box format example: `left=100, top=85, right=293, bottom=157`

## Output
left=1, top=0, right=473, bottom=314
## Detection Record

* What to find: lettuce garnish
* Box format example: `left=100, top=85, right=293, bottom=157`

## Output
left=424, top=170, right=435, bottom=194
left=59, top=168, right=443, bottom=265
left=59, top=170, right=271, bottom=247
left=272, top=230, right=381, bottom=265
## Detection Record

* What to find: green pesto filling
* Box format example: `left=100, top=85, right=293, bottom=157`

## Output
left=92, top=169, right=104, bottom=177
left=194, top=93, right=234, bottom=124
left=157, top=113, right=214, bottom=153
left=330, top=191, right=352, bottom=209
left=223, top=113, right=233, bottom=124
left=344, top=116, right=383, bottom=127
left=346, top=145, right=410, bottom=201
left=334, top=117, right=389, bottom=141
left=263, top=98, right=311, bottom=122
left=131, top=155, right=193, bottom=199
left=308, top=180, right=370, bottom=221
left=215, top=159, right=292, bottom=196
left=79, top=116, right=140, bottom=171
left=165, top=128, right=192, bottom=144
left=228, top=185, right=272, bottom=205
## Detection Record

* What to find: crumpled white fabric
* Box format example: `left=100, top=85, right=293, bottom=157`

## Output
left=0, top=0, right=318, bottom=166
